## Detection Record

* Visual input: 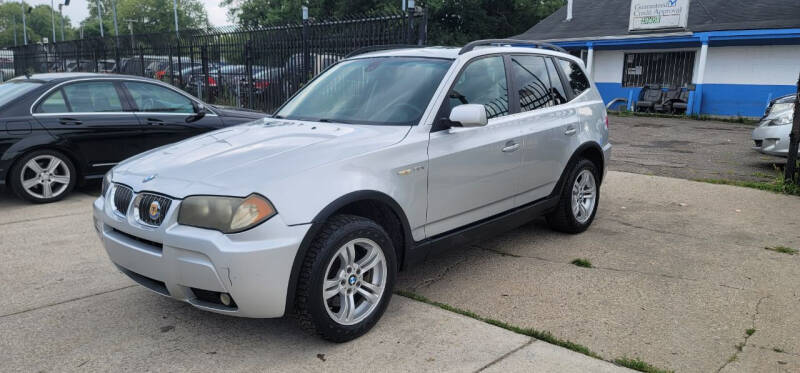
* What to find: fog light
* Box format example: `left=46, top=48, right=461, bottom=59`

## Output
left=220, top=293, right=232, bottom=306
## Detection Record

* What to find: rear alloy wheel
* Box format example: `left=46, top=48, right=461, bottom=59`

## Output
left=294, top=214, right=396, bottom=342
left=10, top=150, right=76, bottom=203
left=546, top=158, right=599, bottom=233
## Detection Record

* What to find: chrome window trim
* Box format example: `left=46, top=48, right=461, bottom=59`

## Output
left=29, top=76, right=218, bottom=116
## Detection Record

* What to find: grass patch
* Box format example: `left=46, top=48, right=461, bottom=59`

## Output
left=395, top=290, right=601, bottom=359
left=746, top=328, right=756, bottom=336
left=697, top=171, right=800, bottom=197
left=571, top=258, right=593, bottom=268
left=773, top=347, right=785, bottom=353
left=764, top=246, right=798, bottom=255
left=613, top=357, right=675, bottom=373
left=609, top=110, right=758, bottom=125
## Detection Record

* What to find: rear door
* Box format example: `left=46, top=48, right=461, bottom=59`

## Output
left=509, top=54, right=582, bottom=206
left=32, top=80, right=141, bottom=176
left=121, top=81, right=223, bottom=150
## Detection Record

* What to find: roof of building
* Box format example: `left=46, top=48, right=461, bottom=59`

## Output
left=515, top=0, right=800, bottom=41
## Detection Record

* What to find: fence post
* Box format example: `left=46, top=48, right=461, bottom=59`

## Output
left=418, top=7, right=428, bottom=45
left=302, top=17, right=310, bottom=83
left=176, top=38, right=183, bottom=87
left=168, top=44, right=174, bottom=84
left=784, top=73, right=800, bottom=185
left=201, top=45, right=209, bottom=102
left=245, top=40, right=254, bottom=110
left=139, top=49, right=145, bottom=76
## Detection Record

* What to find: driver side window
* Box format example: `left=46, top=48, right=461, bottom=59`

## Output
left=448, top=56, right=509, bottom=119
left=123, top=82, right=194, bottom=113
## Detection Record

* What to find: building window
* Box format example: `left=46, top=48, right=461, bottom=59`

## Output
left=621, top=51, right=695, bottom=88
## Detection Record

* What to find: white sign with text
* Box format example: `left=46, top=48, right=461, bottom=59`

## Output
left=629, top=0, right=691, bottom=31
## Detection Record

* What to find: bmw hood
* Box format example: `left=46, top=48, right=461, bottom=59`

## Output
left=112, top=118, right=411, bottom=198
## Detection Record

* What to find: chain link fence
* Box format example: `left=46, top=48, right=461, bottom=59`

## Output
left=6, top=10, right=427, bottom=113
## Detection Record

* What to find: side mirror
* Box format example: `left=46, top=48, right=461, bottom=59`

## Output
left=187, top=102, right=207, bottom=122
left=449, top=104, right=487, bottom=128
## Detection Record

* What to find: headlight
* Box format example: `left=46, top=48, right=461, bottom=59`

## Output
left=178, top=194, right=277, bottom=233
left=102, top=171, right=112, bottom=196
left=768, top=114, right=793, bottom=127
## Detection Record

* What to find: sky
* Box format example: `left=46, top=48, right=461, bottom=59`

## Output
left=22, top=0, right=232, bottom=27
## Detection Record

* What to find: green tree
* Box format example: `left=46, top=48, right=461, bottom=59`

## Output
left=80, top=0, right=210, bottom=38
left=221, top=0, right=564, bottom=44
left=0, top=2, right=77, bottom=46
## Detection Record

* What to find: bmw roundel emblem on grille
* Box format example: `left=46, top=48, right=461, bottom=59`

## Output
left=142, top=174, right=157, bottom=183
left=148, top=200, right=162, bottom=221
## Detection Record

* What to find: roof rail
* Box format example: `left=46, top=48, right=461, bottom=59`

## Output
left=458, top=39, right=567, bottom=55
left=345, top=44, right=425, bottom=58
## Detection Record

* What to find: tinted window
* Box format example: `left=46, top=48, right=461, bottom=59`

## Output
left=0, top=81, right=42, bottom=108
left=449, top=56, right=509, bottom=119
left=545, top=58, right=568, bottom=104
left=510, top=55, right=555, bottom=112
left=124, top=82, right=194, bottom=113
left=62, top=82, right=123, bottom=112
left=37, top=89, right=69, bottom=113
left=277, top=57, right=452, bottom=125
left=557, top=59, right=591, bottom=97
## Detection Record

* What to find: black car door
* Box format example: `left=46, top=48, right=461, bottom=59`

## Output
left=32, top=80, right=141, bottom=177
left=120, top=81, right=224, bottom=150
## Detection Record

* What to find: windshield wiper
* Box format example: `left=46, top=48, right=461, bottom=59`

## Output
left=318, top=118, right=353, bottom=124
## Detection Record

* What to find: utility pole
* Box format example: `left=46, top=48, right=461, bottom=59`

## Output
left=125, top=19, right=138, bottom=47
left=51, top=0, right=56, bottom=42
left=13, top=15, right=18, bottom=46
left=21, top=0, right=28, bottom=45
left=59, top=4, right=65, bottom=41
left=111, top=0, right=119, bottom=37
left=173, top=0, right=179, bottom=38
left=784, top=73, right=800, bottom=185
left=96, top=0, right=104, bottom=37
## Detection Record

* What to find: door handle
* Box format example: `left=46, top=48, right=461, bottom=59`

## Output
left=564, top=126, right=577, bottom=136
left=58, top=118, right=82, bottom=125
left=502, top=141, right=520, bottom=153
left=147, top=118, right=164, bottom=125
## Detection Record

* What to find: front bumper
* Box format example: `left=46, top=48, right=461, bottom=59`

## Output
left=93, top=186, right=310, bottom=318
left=752, top=124, right=793, bottom=157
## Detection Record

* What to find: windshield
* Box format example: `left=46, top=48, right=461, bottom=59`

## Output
left=277, top=57, right=453, bottom=125
left=0, top=80, right=43, bottom=108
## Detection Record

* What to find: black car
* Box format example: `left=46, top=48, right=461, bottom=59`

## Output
left=0, top=73, right=268, bottom=203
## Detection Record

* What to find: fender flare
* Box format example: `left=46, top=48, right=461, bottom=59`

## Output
left=551, top=141, right=606, bottom=199
left=283, top=190, right=413, bottom=314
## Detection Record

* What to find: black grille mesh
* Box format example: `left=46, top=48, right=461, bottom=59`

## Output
left=137, top=193, right=172, bottom=226
left=113, top=185, right=133, bottom=214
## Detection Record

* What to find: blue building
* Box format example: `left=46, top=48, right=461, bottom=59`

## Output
left=516, top=0, right=800, bottom=117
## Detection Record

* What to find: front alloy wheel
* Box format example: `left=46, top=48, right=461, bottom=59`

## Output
left=294, top=215, right=396, bottom=342
left=11, top=150, right=76, bottom=203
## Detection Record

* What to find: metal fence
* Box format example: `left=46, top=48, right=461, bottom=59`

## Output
left=6, top=10, right=427, bottom=113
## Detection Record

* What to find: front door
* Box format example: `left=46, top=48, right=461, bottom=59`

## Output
left=121, top=81, right=222, bottom=152
left=426, top=55, right=525, bottom=237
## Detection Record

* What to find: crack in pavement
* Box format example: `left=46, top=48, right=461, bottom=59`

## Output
left=474, top=245, right=756, bottom=294
left=0, top=212, right=88, bottom=227
left=0, top=285, right=136, bottom=319
left=474, top=338, right=535, bottom=372
left=715, top=295, right=770, bottom=373
left=409, top=255, right=470, bottom=291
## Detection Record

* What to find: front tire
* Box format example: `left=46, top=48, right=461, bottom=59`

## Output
left=294, top=214, right=397, bottom=342
left=546, top=158, right=599, bottom=234
left=10, top=150, right=76, bottom=204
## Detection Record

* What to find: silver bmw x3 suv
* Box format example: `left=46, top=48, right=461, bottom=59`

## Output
left=94, top=40, right=611, bottom=342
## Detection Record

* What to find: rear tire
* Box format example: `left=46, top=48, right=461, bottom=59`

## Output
left=546, top=159, right=599, bottom=234
left=10, top=149, right=76, bottom=204
left=294, top=214, right=397, bottom=342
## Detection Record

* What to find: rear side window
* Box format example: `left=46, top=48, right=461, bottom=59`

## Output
left=449, top=56, right=509, bottom=119
left=545, top=58, right=568, bottom=104
left=557, top=59, right=591, bottom=97
left=510, top=55, right=562, bottom=112
left=62, top=82, right=123, bottom=112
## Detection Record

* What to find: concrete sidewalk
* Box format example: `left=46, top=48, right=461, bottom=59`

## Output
left=0, top=191, right=629, bottom=372
left=399, top=171, right=800, bottom=373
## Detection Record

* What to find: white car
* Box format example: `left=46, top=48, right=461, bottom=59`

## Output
left=94, top=40, right=611, bottom=342
left=752, top=94, right=798, bottom=157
